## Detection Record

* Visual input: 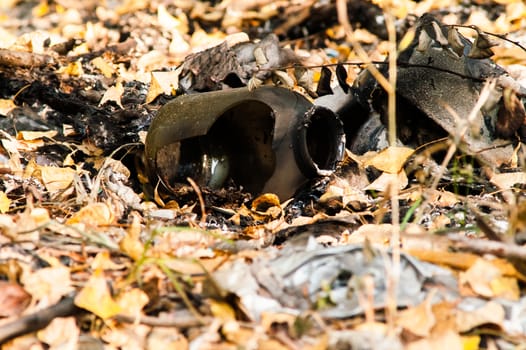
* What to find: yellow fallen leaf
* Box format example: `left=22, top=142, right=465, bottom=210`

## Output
left=0, top=99, right=16, bottom=115
left=251, top=193, right=282, bottom=219
left=74, top=268, right=121, bottom=319
left=396, top=292, right=436, bottom=337
left=490, top=276, right=520, bottom=300
left=119, top=213, right=144, bottom=261
left=91, top=251, right=126, bottom=271
left=459, top=258, right=518, bottom=299
left=117, top=288, right=149, bottom=318
left=32, top=0, right=49, bottom=17
left=363, top=146, right=414, bottom=173
left=66, top=202, right=114, bottom=226
left=0, top=191, right=10, bottom=213
left=209, top=300, right=236, bottom=321
left=17, top=130, right=58, bottom=141
left=29, top=207, right=50, bottom=226
left=157, top=4, right=188, bottom=33
left=456, top=301, right=505, bottom=332
left=99, top=80, right=124, bottom=108
left=38, top=165, right=76, bottom=192
left=461, top=335, right=481, bottom=350
left=145, top=70, right=180, bottom=104
left=58, top=60, right=84, bottom=76
left=91, top=57, right=115, bottom=78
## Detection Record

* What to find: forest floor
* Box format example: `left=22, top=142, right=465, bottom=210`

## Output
left=1, top=0, right=526, bottom=349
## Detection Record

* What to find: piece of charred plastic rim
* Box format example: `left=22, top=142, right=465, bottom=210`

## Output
left=145, top=86, right=345, bottom=200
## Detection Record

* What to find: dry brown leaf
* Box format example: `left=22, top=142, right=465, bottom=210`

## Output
left=38, top=165, right=76, bottom=192
left=116, top=288, right=149, bottom=318
left=364, top=170, right=408, bottom=192
left=490, top=172, right=526, bottom=190
left=91, top=56, right=116, bottom=78
left=222, top=320, right=258, bottom=346
left=320, top=177, right=370, bottom=208
left=17, top=130, right=58, bottom=141
left=460, top=258, right=519, bottom=299
left=0, top=281, right=31, bottom=317
left=0, top=99, right=16, bottom=115
left=455, top=301, right=505, bottom=332
left=396, top=292, right=436, bottom=337
left=145, top=70, right=180, bottom=104
left=37, top=316, right=79, bottom=349
left=99, top=80, right=124, bottom=108
left=146, top=327, right=189, bottom=350
left=21, top=265, right=74, bottom=304
left=406, top=329, right=463, bottom=350
left=260, top=311, right=296, bottom=333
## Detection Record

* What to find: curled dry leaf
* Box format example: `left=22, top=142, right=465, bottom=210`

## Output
left=145, top=70, right=180, bottom=104
left=396, top=292, right=436, bottom=337
left=99, top=80, right=124, bottom=108
left=38, top=165, right=76, bottom=192
left=460, top=258, right=520, bottom=300
left=37, top=316, right=79, bottom=349
left=364, top=170, right=408, bottom=192
left=21, top=266, right=74, bottom=305
left=456, top=301, right=505, bottom=333
left=0, top=281, right=31, bottom=317
left=116, top=288, right=149, bottom=318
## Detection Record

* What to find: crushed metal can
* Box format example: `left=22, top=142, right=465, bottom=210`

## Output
left=144, top=86, right=345, bottom=199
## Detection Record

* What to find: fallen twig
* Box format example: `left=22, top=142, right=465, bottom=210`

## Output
left=0, top=49, right=55, bottom=68
left=0, top=296, right=80, bottom=344
left=448, top=234, right=526, bottom=260
left=112, top=313, right=209, bottom=328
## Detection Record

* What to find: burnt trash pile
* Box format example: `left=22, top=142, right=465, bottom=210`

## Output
left=145, top=13, right=526, bottom=201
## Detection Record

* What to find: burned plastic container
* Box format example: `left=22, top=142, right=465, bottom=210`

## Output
left=315, top=14, right=526, bottom=167
left=144, top=86, right=345, bottom=199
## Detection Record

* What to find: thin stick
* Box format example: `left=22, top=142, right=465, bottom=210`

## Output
left=113, top=313, right=209, bottom=328
left=0, top=296, right=80, bottom=344
left=335, top=0, right=393, bottom=95
left=385, top=13, right=398, bottom=147
left=449, top=24, right=526, bottom=53
left=187, top=177, right=207, bottom=224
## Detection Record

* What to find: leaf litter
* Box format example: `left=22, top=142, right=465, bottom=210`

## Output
left=0, top=0, right=526, bottom=348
